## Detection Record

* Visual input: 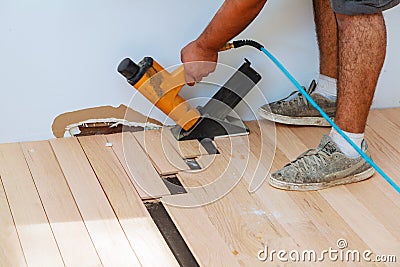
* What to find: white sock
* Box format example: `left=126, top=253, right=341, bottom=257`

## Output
left=329, top=128, right=364, bottom=159
left=313, top=74, right=337, bottom=101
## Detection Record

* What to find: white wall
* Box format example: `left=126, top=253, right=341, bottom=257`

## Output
left=0, top=0, right=399, bottom=143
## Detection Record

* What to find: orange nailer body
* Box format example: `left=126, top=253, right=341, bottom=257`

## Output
left=118, top=57, right=200, bottom=131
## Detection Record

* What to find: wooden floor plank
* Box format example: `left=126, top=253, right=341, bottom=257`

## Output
left=196, top=154, right=218, bottom=169
left=321, top=186, right=400, bottom=256
left=376, top=107, right=400, bottom=128
left=275, top=124, right=311, bottom=160
left=0, top=177, right=27, bottom=267
left=244, top=120, right=276, bottom=178
left=366, top=110, right=400, bottom=184
left=346, top=181, right=400, bottom=241
left=161, top=127, right=207, bottom=159
left=105, top=133, right=170, bottom=199
left=367, top=110, right=400, bottom=152
left=215, top=135, right=270, bottom=191
left=133, top=130, right=188, bottom=175
left=50, top=137, right=141, bottom=267
left=79, top=135, right=179, bottom=267
left=164, top=204, right=241, bottom=267
left=0, top=143, right=64, bottom=267
left=365, top=127, right=400, bottom=208
left=21, top=141, right=102, bottom=267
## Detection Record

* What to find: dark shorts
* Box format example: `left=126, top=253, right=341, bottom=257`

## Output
left=331, top=0, right=400, bottom=15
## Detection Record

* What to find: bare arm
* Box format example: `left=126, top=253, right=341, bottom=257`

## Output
left=181, top=0, right=268, bottom=84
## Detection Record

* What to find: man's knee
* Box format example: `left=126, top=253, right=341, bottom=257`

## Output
left=331, top=0, right=400, bottom=15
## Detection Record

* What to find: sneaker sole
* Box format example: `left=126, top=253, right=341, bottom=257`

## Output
left=258, top=108, right=332, bottom=127
left=269, top=167, right=375, bottom=191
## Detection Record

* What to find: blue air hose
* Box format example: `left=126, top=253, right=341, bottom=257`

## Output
left=226, top=39, right=400, bottom=194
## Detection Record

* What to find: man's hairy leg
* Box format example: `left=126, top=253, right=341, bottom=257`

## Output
left=335, top=13, right=386, bottom=133
left=313, top=0, right=338, bottom=79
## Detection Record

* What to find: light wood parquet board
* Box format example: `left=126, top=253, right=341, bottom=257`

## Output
left=0, top=177, right=26, bottom=267
left=105, top=132, right=170, bottom=199
left=161, top=127, right=208, bottom=159
left=133, top=130, right=189, bottom=175
left=165, top=204, right=241, bottom=267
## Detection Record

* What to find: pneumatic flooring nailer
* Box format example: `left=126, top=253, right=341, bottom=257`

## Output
left=117, top=55, right=261, bottom=141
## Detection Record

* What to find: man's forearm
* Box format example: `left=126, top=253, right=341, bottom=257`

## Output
left=181, top=0, right=267, bottom=84
left=196, top=0, right=268, bottom=51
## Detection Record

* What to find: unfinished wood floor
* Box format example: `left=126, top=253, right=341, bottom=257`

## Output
left=0, top=109, right=399, bottom=266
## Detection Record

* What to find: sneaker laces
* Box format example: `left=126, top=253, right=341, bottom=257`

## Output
left=276, top=80, right=317, bottom=108
left=290, top=147, right=331, bottom=174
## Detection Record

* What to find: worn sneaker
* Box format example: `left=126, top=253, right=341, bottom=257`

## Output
left=259, top=81, right=336, bottom=126
left=269, top=135, right=374, bottom=191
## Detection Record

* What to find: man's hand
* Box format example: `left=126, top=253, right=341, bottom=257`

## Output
left=181, top=40, right=218, bottom=86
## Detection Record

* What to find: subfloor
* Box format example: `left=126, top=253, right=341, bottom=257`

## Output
left=1, top=109, right=399, bottom=267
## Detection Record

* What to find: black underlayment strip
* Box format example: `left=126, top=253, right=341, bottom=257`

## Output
left=145, top=202, right=199, bottom=267
left=163, top=176, right=187, bottom=195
